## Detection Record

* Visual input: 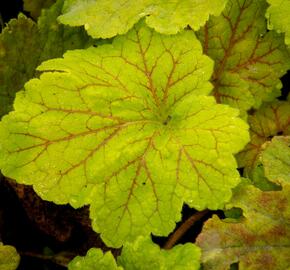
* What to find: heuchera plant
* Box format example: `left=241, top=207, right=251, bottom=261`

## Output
left=0, top=0, right=289, bottom=269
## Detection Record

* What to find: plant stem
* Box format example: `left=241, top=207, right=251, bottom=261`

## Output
left=163, top=210, right=209, bottom=250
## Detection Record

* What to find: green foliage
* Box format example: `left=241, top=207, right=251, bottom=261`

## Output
left=118, top=237, right=200, bottom=270
left=0, top=244, right=20, bottom=270
left=0, top=0, right=93, bottom=117
left=266, top=0, right=290, bottom=45
left=197, top=0, right=290, bottom=116
left=58, top=0, right=228, bottom=38
left=237, top=99, right=290, bottom=177
left=68, top=248, right=121, bottom=270
left=196, top=183, right=290, bottom=270
left=0, top=15, right=38, bottom=117
left=261, top=136, right=290, bottom=187
left=69, top=237, right=200, bottom=270
left=0, top=0, right=289, bottom=268
left=23, top=0, right=56, bottom=19
left=0, top=21, right=249, bottom=247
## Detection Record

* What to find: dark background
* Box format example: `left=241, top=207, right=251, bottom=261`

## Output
left=0, top=0, right=26, bottom=23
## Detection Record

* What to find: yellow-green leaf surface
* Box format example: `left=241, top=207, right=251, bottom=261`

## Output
left=196, top=184, right=290, bottom=270
left=68, top=248, right=122, bottom=270
left=266, top=0, right=290, bottom=45
left=197, top=0, right=290, bottom=116
left=237, top=100, right=290, bottom=177
left=262, top=136, right=290, bottom=187
left=23, top=0, right=56, bottom=19
left=0, top=244, right=20, bottom=270
left=68, top=237, right=200, bottom=270
left=58, top=0, right=228, bottom=38
left=0, top=0, right=93, bottom=117
left=118, top=236, right=200, bottom=270
left=0, top=22, right=249, bottom=247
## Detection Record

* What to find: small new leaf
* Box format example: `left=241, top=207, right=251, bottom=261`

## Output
left=68, top=248, right=122, bottom=270
left=58, top=0, right=228, bottom=38
left=118, top=236, right=200, bottom=270
left=197, top=0, right=290, bottom=115
left=197, top=184, right=290, bottom=270
left=68, top=237, right=200, bottom=270
left=0, top=22, right=249, bottom=247
left=266, top=0, right=290, bottom=45
left=0, top=244, right=20, bottom=270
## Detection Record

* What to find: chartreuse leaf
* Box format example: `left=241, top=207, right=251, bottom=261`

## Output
left=0, top=22, right=249, bottom=247
left=262, top=136, right=290, bottom=187
left=266, top=0, right=290, bottom=45
left=118, top=236, right=200, bottom=270
left=68, top=237, right=200, bottom=270
left=68, top=248, right=122, bottom=270
left=58, top=0, right=228, bottom=38
left=197, top=0, right=290, bottom=115
left=0, top=0, right=93, bottom=117
left=237, top=100, right=290, bottom=178
left=196, top=184, right=290, bottom=270
left=23, top=0, right=56, bottom=19
left=0, top=244, right=20, bottom=270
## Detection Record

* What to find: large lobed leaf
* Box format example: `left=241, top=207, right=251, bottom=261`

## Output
left=266, top=0, right=290, bottom=46
left=58, top=0, right=228, bottom=38
left=197, top=0, right=290, bottom=116
left=196, top=184, right=290, bottom=270
left=237, top=99, right=290, bottom=177
left=0, top=0, right=93, bottom=118
left=0, top=22, right=249, bottom=247
left=68, top=237, right=200, bottom=270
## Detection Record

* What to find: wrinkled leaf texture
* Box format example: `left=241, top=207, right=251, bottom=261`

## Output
left=197, top=183, right=290, bottom=270
left=0, top=22, right=249, bottom=247
left=237, top=99, right=290, bottom=177
left=0, top=245, right=20, bottom=270
left=197, top=0, right=290, bottom=116
left=58, top=0, right=228, bottom=38
left=69, top=237, right=200, bottom=270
